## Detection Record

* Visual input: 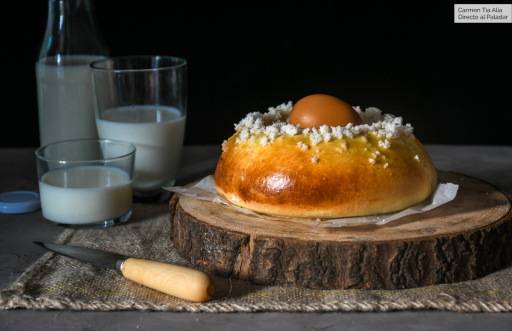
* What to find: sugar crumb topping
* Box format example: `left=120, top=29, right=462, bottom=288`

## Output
left=414, top=155, right=420, bottom=161
left=384, top=163, right=389, bottom=168
left=312, top=157, right=319, bottom=164
left=297, top=142, right=310, bottom=151
left=222, top=140, right=229, bottom=152
left=232, top=194, right=240, bottom=202
left=378, top=139, right=391, bottom=149
left=260, top=136, right=270, bottom=146
left=232, top=101, right=415, bottom=147
left=369, top=158, right=376, bottom=165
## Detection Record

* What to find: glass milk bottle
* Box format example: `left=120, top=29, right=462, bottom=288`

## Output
left=36, top=0, right=109, bottom=146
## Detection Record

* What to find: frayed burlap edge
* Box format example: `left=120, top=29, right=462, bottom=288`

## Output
left=2, top=294, right=512, bottom=313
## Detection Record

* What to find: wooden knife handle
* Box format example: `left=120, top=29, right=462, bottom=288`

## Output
left=121, top=258, right=215, bottom=302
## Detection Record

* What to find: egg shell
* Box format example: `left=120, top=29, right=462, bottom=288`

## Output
left=289, top=94, right=363, bottom=129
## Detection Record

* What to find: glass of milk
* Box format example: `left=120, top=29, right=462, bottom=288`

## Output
left=91, top=56, right=187, bottom=201
left=36, top=139, right=136, bottom=228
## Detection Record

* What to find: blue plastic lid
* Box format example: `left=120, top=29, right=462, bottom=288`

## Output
left=0, top=191, right=41, bottom=214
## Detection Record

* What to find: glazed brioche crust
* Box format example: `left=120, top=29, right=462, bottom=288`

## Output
left=214, top=132, right=437, bottom=218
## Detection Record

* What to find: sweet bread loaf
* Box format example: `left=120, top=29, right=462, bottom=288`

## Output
left=214, top=99, right=437, bottom=218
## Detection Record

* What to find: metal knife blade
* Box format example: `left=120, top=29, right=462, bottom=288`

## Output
left=34, top=242, right=129, bottom=274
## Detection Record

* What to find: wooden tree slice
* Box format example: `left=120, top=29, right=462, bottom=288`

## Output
left=169, top=170, right=512, bottom=290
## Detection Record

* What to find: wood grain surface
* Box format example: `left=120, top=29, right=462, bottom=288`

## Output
left=169, top=170, right=512, bottom=290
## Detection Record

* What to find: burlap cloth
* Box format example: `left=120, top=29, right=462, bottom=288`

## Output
left=1, top=203, right=511, bottom=313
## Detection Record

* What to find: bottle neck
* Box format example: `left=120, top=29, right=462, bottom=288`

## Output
left=38, top=0, right=109, bottom=61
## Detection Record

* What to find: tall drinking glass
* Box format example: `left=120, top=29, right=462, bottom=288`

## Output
left=91, top=56, right=187, bottom=201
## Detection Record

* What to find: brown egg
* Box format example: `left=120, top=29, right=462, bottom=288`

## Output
left=289, top=94, right=363, bottom=129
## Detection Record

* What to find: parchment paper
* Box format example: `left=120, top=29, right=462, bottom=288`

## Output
left=165, top=175, right=458, bottom=228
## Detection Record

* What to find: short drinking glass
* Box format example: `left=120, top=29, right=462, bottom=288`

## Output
left=36, top=139, right=136, bottom=228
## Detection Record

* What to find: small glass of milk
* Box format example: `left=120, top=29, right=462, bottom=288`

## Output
left=91, top=56, right=187, bottom=201
left=36, top=139, right=136, bottom=228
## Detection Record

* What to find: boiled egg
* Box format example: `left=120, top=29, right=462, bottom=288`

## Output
left=289, top=94, right=363, bottom=129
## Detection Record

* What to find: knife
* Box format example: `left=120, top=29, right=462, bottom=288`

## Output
left=33, top=242, right=216, bottom=302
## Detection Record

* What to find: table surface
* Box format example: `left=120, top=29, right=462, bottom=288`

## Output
left=1, top=145, right=512, bottom=330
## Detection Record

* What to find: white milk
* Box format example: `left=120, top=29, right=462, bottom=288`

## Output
left=36, top=55, right=105, bottom=146
left=39, top=166, right=133, bottom=224
left=96, top=106, right=186, bottom=195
